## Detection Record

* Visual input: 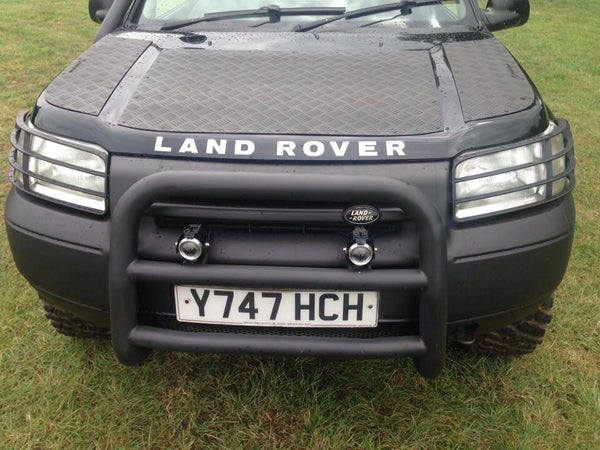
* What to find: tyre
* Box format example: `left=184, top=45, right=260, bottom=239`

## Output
left=43, top=301, right=110, bottom=339
left=472, top=298, right=553, bottom=355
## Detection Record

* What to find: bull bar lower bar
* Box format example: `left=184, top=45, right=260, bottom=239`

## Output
left=109, top=171, right=447, bottom=378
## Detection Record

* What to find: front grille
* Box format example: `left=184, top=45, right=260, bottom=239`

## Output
left=137, top=201, right=419, bottom=268
left=156, top=218, right=397, bottom=235
left=140, top=315, right=415, bottom=339
left=147, top=200, right=407, bottom=229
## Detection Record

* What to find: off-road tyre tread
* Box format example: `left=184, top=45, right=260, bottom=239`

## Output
left=43, top=302, right=110, bottom=339
left=474, top=298, right=553, bottom=355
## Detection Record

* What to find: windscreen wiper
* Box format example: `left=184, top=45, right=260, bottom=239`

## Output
left=161, top=5, right=346, bottom=31
left=294, top=0, right=440, bottom=32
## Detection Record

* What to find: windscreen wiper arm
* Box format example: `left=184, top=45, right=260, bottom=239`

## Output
left=294, top=0, right=440, bottom=32
left=161, top=5, right=346, bottom=31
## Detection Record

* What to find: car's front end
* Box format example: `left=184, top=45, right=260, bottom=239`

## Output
left=5, top=0, right=575, bottom=378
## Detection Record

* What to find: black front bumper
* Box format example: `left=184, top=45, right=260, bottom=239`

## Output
left=5, top=166, right=575, bottom=379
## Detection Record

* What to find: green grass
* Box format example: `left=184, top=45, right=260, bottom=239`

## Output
left=1, top=1, right=599, bottom=448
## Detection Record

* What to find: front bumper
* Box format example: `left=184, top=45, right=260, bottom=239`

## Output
left=5, top=164, right=575, bottom=378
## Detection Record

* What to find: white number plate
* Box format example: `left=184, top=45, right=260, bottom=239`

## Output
left=174, top=286, right=379, bottom=328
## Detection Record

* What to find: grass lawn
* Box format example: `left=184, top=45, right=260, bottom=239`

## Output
left=0, top=0, right=598, bottom=448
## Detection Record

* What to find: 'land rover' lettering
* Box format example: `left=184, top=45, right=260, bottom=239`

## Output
left=154, top=137, right=406, bottom=159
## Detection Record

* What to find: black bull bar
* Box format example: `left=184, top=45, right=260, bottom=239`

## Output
left=109, top=171, right=448, bottom=378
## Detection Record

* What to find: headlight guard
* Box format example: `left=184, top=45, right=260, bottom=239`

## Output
left=453, top=120, right=575, bottom=221
left=9, top=110, right=108, bottom=214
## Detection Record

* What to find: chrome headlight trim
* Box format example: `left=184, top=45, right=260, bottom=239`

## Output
left=9, top=110, right=108, bottom=214
left=453, top=120, right=575, bottom=221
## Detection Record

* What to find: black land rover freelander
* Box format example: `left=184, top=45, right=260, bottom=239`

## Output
left=6, top=0, right=575, bottom=378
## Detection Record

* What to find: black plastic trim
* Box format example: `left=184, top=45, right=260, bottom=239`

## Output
left=147, top=203, right=407, bottom=223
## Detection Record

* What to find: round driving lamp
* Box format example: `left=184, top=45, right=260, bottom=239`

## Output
left=347, top=242, right=374, bottom=267
left=177, top=237, right=205, bottom=262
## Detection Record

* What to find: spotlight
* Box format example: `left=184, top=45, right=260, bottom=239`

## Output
left=347, top=242, right=375, bottom=267
left=344, top=226, right=376, bottom=269
left=176, top=225, right=209, bottom=263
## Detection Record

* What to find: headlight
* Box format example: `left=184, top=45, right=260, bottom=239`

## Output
left=9, top=111, right=108, bottom=214
left=454, top=121, right=574, bottom=220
